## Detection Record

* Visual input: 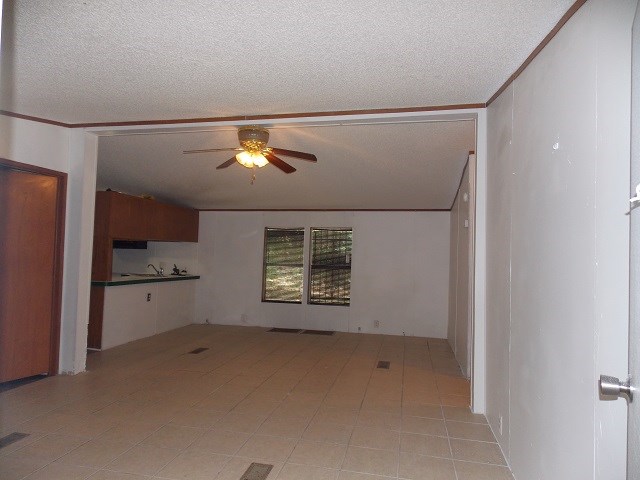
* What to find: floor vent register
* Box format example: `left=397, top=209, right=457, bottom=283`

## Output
left=188, top=347, right=209, bottom=354
left=0, top=432, right=29, bottom=450
left=240, top=462, right=273, bottom=480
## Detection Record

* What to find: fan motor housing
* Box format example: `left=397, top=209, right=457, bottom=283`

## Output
left=238, top=126, right=269, bottom=152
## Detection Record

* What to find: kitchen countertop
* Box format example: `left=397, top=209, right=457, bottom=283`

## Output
left=91, top=273, right=200, bottom=287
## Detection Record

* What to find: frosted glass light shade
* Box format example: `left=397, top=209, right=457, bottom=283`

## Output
left=236, top=151, right=269, bottom=168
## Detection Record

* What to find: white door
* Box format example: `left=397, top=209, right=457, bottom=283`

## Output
left=628, top=2, right=640, bottom=475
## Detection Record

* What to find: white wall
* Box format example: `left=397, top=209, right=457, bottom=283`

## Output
left=196, top=211, right=450, bottom=337
left=112, top=241, right=199, bottom=276
left=448, top=195, right=459, bottom=345
left=448, top=166, right=471, bottom=377
left=485, top=1, right=634, bottom=478
left=0, top=116, right=97, bottom=374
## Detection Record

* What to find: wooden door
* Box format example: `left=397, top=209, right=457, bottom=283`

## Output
left=0, top=163, right=65, bottom=382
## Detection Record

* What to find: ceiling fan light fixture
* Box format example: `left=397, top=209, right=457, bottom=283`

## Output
left=238, top=126, right=269, bottom=153
left=236, top=151, right=269, bottom=169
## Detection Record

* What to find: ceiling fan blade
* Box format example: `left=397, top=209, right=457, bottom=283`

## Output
left=183, top=147, right=242, bottom=154
left=216, top=156, right=238, bottom=169
left=264, top=152, right=296, bottom=174
left=269, top=147, right=317, bottom=162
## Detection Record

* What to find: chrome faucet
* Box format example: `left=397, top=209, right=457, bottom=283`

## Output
left=147, top=264, right=163, bottom=276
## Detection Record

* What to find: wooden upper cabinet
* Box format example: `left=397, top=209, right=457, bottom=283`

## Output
left=97, top=191, right=199, bottom=243
left=92, top=191, right=199, bottom=281
left=108, top=192, right=149, bottom=239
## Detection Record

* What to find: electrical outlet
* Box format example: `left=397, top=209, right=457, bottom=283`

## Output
left=146, top=293, right=151, bottom=302
left=373, top=320, right=380, bottom=328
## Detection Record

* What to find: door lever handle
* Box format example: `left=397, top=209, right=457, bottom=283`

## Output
left=599, top=375, right=633, bottom=402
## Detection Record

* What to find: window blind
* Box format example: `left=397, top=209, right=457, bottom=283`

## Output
left=309, top=228, right=352, bottom=305
left=262, top=228, right=304, bottom=303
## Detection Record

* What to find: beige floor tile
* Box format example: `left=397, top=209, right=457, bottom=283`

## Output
left=98, top=422, right=160, bottom=445
left=215, top=412, right=267, bottom=434
left=142, top=425, right=205, bottom=450
left=349, top=426, right=399, bottom=451
left=337, top=472, right=394, bottom=480
left=288, top=440, right=347, bottom=469
left=156, top=450, right=231, bottom=480
left=401, top=416, right=447, bottom=436
left=105, top=443, right=179, bottom=475
left=454, top=460, right=514, bottom=480
left=439, top=395, right=470, bottom=407
left=442, top=407, right=487, bottom=424
left=55, top=415, right=118, bottom=439
left=0, top=432, right=44, bottom=456
left=0, top=454, right=49, bottom=480
left=401, top=404, right=443, bottom=419
left=214, top=457, right=282, bottom=480
left=189, top=428, right=250, bottom=455
left=257, top=416, right=310, bottom=438
left=398, top=452, right=456, bottom=480
left=13, top=433, right=88, bottom=462
left=56, top=439, right=131, bottom=468
left=436, top=377, right=470, bottom=397
left=341, top=446, right=398, bottom=477
left=450, top=439, right=506, bottom=465
left=232, top=400, right=280, bottom=417
left=314, top=408, right=360, bottom=426
left=356, top=411, right=400, bottom=430
left=445, top=422, right=495, bottom=442
left=303, top=421, right=354, bottom=445
left=17, top=414, right=75, bottom=434
left=272, top=402, right=319, bottom=419
left=169, top=407, right=226, bottom=428
left=400, top=433, right=451, bottom=458
left=23, top=463, right=96, bottom=480
left=2, top=327, right=515, bottom=480
left=87, top=471, right=151, bottom=480
left=236, top=434, right=297, bottom=462
left=277, top=463, right=338, bottom=480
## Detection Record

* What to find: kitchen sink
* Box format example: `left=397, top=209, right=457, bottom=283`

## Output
left=121, top=273, right=164, bottom=277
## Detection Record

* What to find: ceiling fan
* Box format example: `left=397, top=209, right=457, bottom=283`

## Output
left=183, top=126, right=317, bottom=174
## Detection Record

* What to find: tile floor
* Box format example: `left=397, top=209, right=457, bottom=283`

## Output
left=0, top=325, right=513, bottom=479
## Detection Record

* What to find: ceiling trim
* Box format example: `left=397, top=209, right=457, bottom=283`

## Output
left=0, top=109, right=72, bottom=128
left=0, top=104, right=484, bottom=129
left=487, top=0, right=588, bottom=105
left=198, top=209, right=451, bottom=212
left=73, top=103, right=486, bottom=128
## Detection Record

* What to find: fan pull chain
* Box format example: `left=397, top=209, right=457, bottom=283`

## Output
left=250, top=167, right=256, bottom=185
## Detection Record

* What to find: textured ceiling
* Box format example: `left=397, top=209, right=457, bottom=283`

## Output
left=1, top=0, right=574, bottom=123
left=97, top=122, right=475, bottom=209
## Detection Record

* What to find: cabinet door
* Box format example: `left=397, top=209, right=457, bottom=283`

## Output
left=109, top=194, right=148, bottom=239
left=165, top=204, right=199, bottom=241
left=150, top=203, right=198, bottom=241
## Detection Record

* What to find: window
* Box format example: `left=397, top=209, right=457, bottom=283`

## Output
left=262, top=228, right=304, bottom=303
left=309, top=228, right=352, bottom=306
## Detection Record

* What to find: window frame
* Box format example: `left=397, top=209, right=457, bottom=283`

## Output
left=261, top=227, right=305, bottom=304
left=307, top=227, right=353, bottom=307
